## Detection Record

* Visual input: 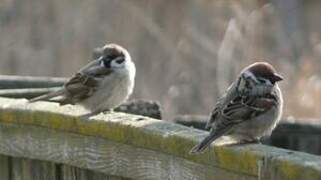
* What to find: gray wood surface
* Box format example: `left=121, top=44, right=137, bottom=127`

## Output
left=0, top=155, right=128, bottom=180
left=0, top=87, right=60, bottom=99
left=0, top=75, right=66, bottom=89
left=0, top=155, right=9, bottom=179
left=0, top=97, right=321, bottom=180
left=10, top=157, right=57, bottom=180
left=0, top=123, right=254, bottom=180
left=59, top=165, right=125, bottom=180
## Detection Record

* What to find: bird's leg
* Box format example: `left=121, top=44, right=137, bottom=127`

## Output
left=102, top=108, right=113, bottom=114
left=79, top=109, right=108, bottom=118
left=80, top=108, right=114, bottom=118
left=239, top=138, right=261, bottom=144
left=253, top=138, right=262, bottom=144
left=79, top=111, right=99, bottom=119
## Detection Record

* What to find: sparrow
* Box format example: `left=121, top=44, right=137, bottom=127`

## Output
left=190, top=62, right=283, bottom=154
left=29, top=44, right=136, bottom=115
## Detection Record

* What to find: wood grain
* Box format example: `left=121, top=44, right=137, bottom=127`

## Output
left=0, top=87, right=60, bottom=99
left=59, top=164, right=125, bottom=180
left=0, top=75, right=66, bottom=89
left=0, top=155, right=128, bottom=180
left=0, top=97, right=320, bottom=180
left=0, top=155, right=9, bottom=179
left=0, top=123, right=254, bottom=180
left=10, top=157, right=57, bottom=180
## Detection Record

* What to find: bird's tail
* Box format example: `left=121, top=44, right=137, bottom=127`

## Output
left=189, top=133, right=221, bottom=154
left=190, top=125, right=233, bottom=154
left=29, top=89, right=65, bottom=102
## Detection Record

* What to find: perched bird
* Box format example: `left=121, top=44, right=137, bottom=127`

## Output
left=190, top=62, right=283, bottom=154
left=29, top=44, right=136, bottom=115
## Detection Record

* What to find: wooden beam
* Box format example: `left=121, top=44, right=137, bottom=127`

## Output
left=0, top=87, right=60, bottom=99
left=0, top=97, right=320, bottom=179
left=0, top=123, right=252, bottom=180
left=0, top=75, right=66, bottom=89
left=0, top=155, right=9, bottom=180
left=10, top=157, right=57, bottom=180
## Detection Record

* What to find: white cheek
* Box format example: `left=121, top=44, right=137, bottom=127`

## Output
left=111, top=61, right=117, bottom=68
left=111, top=61, right=125, bottom=69
left=100, top=60, right=105, bottom=67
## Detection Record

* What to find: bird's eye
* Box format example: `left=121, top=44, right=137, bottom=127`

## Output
left=116, top=59, right=125, bottom=64
left=258, top=79, right=265, bottom=83
left=107, top=54, right=118, bottom=59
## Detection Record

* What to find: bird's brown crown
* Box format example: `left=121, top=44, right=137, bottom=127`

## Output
left=243, top=62, right=283, bottom=83
left=102, top=44, right=124, bottom=58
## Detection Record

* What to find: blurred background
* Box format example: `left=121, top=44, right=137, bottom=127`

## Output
left=0, top=0, right=321, bottom=121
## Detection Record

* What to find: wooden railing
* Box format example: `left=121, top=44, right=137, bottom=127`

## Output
left=174, top=115, right=321, bottom=156
left=0, top=97, right=320, bottom=180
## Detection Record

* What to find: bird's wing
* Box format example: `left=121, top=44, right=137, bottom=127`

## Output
left=205, top=101, right=222, bottom=129
left=59, top=58, right=114, bottom=105
left=60, top=73, right=100, bottom=104
left=191, top=92, right=278, bottom=154
left=205, top=83, right=235, bottom=129
left=29, top=59, right=113, bottom=104
left=221, top=93, right=277, bottom=121
left=28, top=88, right=65, bottom=102
left=29, top=73, right=97, bottom=104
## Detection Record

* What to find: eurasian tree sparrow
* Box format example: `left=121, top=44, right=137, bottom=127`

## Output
left=30, top=44, right=136, bottom=115
left=190, top=62, right=283, bottom=153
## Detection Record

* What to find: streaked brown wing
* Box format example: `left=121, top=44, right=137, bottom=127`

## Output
left=203, top=94, right=277, bottom=147
left=205, top=106, right=220, bottom=129
left=222, top=94, right=277, bottom=123
left=205, top=83, right=236, bottom=129
left=66, top=73, right=98, bottom=88
left=61, top=73, right=99, bottom=104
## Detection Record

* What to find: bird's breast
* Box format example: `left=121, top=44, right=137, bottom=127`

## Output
left=79, top=71, right=134, bottom=112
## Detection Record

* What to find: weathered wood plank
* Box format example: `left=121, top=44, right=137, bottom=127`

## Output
left=0, top=123, right=255, bottom=180
left=0, top=97, right=320, bottom=180
left=59, top=165, right=126, bottom=180
left=0, top=87, right=60, bottom=99
left=0, top=89, right=162, bottom=119
left=0, top=155, right=127, bottom=180
left=10, top=157, right=57, bottom=180
left=0, top=75, right=66, bottom=89
left=0, top=155, right=9, bottom=179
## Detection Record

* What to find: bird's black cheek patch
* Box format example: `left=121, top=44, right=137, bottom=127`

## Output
left=116, top=58, right=125, bottom=64
left=103, top=60, right=112, bottom=68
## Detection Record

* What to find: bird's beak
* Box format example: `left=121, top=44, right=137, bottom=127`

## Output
left=272, top=73, right=283, bottom=82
